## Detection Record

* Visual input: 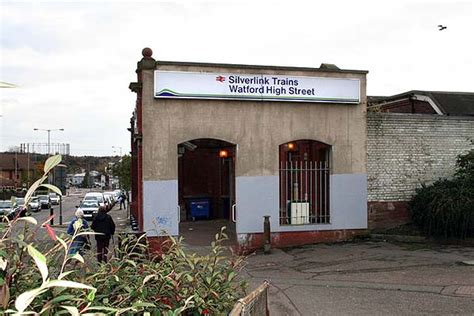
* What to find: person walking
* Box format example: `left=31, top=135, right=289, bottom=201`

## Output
left=119, top=191, right=126, bottom=210
left=91, top=206, right=116, bottom=263
left=67, top=209, right=90, bottom=255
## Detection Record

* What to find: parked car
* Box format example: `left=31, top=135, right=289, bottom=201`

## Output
left=103, top=192, right=115, bottom=207
left=49, top=193, right=60, bottom=205
left=76, top=200, right=100, bottom=221
left=0, top=200, right=15, bottom=220
left=13, top=197, right=27, bottom=218
left=104, top=191, right=117, bottom=204
left=37, top=195, right=51, bottom=209
left=113, top=190, right=122, bottom=200
left=28, top=197, right=41, bottom=212
left=83, top=192, right=107, bottom=210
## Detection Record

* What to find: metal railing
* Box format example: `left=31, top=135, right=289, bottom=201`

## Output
left=279, top=160, right=330, bottom=225
left=230, top=281, right=269, bottom=316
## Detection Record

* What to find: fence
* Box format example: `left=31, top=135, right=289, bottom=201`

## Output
left=20, top=143, right=70, bottom=155
left=229, top=281, right=269, bottom=316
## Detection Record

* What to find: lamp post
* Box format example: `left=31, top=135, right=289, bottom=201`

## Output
left=112, top=146, right=122, bottom=156
left=33, top=128, right=64, bottom=155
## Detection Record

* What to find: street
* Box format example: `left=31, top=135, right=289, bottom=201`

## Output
left=29, top=189, right=85, bottom=227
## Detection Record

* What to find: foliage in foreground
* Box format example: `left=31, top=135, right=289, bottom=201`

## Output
left=0, top=155, right=246, bottom=315
left=409, top=149, right=474, bottom=239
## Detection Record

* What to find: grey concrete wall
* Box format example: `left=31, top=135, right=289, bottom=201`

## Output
left=141, top=65, right=367, bottom=181
left=367, top=113, right=474, bottom=201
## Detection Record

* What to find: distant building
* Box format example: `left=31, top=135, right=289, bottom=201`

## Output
left=0, top=153, right=34, bottom=189
left=71, top=173, right=86, bottom=186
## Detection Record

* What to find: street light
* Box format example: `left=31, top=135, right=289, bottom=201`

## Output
left=33, top=128, right=64, bottom=155
left=112, top=146, right=122, bottom=156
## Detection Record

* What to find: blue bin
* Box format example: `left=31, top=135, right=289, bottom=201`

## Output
left=190, top=199, right=210, bottom=219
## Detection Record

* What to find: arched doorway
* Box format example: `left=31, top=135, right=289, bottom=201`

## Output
left=177, top=138, right=236, bottom=246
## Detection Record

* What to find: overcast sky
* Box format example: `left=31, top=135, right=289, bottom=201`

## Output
left=1, top=0, right=473, bottom=156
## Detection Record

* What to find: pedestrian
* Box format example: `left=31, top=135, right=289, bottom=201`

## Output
left=91, top=206, right=116, bottom=263
left=67, top=209, right=90, bottom=255
left=119, top=191, right=126, bottom=210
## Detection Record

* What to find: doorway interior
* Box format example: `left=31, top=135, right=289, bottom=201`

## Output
left=177, top=138, right=236, bottom=246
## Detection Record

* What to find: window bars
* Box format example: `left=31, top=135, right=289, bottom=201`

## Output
left=279, top=160, right=330, bottom=225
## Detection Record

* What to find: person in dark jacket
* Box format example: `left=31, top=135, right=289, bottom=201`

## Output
left=119, top=192, right=127, bottom=210
left=91, top=206, right=115, bottom=263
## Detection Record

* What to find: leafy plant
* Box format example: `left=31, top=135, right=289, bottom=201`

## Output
left=409, top=150, right=474, bottom=239
left=87, top=230, right=246, bottom=315
left=1, top=154, right=246, bottom=314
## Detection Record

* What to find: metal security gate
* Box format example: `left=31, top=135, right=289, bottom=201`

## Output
left=279, top=160, right=330, bottom=225
left=230, top=281, right=269, bottom=316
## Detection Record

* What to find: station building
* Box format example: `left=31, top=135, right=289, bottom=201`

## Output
left=129, top=48, right=369, bottom=253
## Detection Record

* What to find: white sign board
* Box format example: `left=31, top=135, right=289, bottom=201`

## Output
left=154, top=71, right=360, bottom=104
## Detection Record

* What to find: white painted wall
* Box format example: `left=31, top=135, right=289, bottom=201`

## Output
left=143, top=180, right=178, bottom=236
left=236, top=173, right=367, bottom=234
left=143, top=174, right=367, bottom=237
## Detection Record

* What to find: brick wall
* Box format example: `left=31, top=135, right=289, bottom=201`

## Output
left=367, top=113, right=474, bottom=229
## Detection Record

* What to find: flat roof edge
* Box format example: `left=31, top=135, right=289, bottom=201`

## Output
left=155, top=60, right=369, bottom=74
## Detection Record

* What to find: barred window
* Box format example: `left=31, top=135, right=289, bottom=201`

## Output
left=279, top=140, right=331, bottom=225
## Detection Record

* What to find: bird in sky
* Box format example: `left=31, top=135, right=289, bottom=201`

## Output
left=438, top=25, right=447, bottom=31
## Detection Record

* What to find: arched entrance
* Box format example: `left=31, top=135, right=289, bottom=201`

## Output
left=177, top=138, right=236, bottom=246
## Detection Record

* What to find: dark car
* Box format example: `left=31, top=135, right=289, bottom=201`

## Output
left=13, top=198, right=28, bottom=218
left=37, top=195, right=51, bottom=209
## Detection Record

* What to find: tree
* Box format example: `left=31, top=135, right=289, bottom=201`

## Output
left=81, top=171, right=90, bottom=188
left=112, top=155, right=131, bottom=191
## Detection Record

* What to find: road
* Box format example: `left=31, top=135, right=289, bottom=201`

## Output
left=29, top=188, right=88, bottom=226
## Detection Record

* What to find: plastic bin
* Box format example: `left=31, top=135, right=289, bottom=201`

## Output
left=189, top=199, right=210, bottom=219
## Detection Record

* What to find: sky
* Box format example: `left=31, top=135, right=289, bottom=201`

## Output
left=1, top=0, right=473, bottom=156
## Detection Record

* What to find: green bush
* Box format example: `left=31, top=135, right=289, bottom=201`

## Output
left=409, top=150, right=474, bottom=239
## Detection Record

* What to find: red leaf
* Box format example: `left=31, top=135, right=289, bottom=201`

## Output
left=44, top=223, right=57, bottom=241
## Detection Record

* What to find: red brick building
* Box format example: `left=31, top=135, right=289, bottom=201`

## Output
left=0, top=153, right=34, bottom=189
left=368, top=90, right=474, bottom=116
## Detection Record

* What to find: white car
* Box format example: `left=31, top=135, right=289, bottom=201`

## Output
left=28, top=197, right=41, bottom=212
left=0, top=200, right=15, bottom=219
left=113, top=190, right=122, bottom=199
left=49, top=193, right=61, bottom=205
left=76, top=200, right=100, bottom=221
left=103, top=192, right=116, bottom=205
left=83, top=192, right=107, bottom=210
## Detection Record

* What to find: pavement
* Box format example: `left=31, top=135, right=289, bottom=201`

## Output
left=241, top=241, right=474, bottom=315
